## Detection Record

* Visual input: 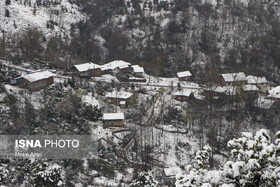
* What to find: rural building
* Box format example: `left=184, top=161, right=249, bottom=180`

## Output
left=71, top=63, right=101, bottom=77
left=105, top=91, right=133, bottom=107
left=267, top=86, right=280, bottom=102
left=242, top=85, right=259, bottom=97
left=131, top=65, right=145, bottom=77
left=177, top=71, right=192, bottom=81
left=246, top=75, right=271, bottom=93
left=163, top=167, right=182, bottom=185
left=254, top=96, right=279, bottom=118
left=102, top=113, right=125, bottom=127
left=172, top=89, right=204, bottom=102
left=101, top=60, right=131, bottom=75
left=220, top=72, right=246, bottom=86
left=20, top=71, right=54, bottom=91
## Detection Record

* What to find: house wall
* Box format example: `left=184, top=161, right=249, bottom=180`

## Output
left=174, top=95, right=189, bottom=102
left=178, top=77, right=190, bottom=81
left=22, top=77, right=54, bottom=91
left=89, top=69, right=102, bottom=77
left=103, top=120, right=124, bottom=127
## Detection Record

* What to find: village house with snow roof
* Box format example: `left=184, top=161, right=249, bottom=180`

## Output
left=203, top=86, right=238, bottom=102
left=253, top=96, right=279, bottom=118
left=267, top=86, right=280, bottom=102
left=71, top=63, right=101, bottom=77
left=131, top=65, right=145, bottom=78
left=246, top=75, right=272, bottom=93
left=220, top=72, right=247, bottom=86
left=163, top=167, right=182, bottom=185
left=241, top=84, right=259, bottom=98
left=20, top=70, right=54, bottom=91
left=177, top=71, right=192, bottom=81
left=105, top=90, right=133, bottom=108
left=172, top=89, right=204, bottom=102
left=102, top=113, right=125, bottom=127
left=101, top=60, right=131, bottom=75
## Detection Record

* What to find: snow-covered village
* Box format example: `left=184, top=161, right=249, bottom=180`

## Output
left=0, top=0, right=280, bottom=186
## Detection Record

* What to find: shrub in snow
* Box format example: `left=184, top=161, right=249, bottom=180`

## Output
left=30, top=162, right=65, bottom=187
left=176, top=129, right=280, bottom=186
left=0, top=164, right=9, bottom=184
left=130, top=171, right=158, bottom=187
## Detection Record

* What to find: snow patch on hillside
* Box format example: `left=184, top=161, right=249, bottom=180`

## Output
left=0, top=0, right=85, bottom=38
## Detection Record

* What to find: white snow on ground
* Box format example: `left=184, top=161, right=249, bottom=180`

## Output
left=0, top=0, right=85, bottom=38
left=4, top=84, right=44, bottom=110
left=92, top=74, right=119, bottom=83
left=82, top=93, right=100, bottom=107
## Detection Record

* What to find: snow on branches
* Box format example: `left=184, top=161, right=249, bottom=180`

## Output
left=176, top=129, right=280, bottom=187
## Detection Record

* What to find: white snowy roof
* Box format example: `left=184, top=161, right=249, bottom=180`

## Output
left=254, top=96, right=275, bottom=109
left=267, top=86, right=280, bottom=99
left=105, top=91, right=133, bottom=99
left=246, top=75, right=268, bottom=84
left=164, top=167, right=182, bottom=177
left=101, top=60, right=131, bottom=71
left=132, top=65, right=144, bottom=73
left=172, top=89, right=193, bottom=97
left=173, top=89, right=204, bottom=100
left=22, top=71, right=54, bottom=83
left=177, top=71, right=192, bottom=78
left=221, top=72, right=246, bottom=82
left=208, top=86, right=237, bottom=95
left=242, top=85, right=259, bottom=92
left=103, top=113, right=124, bottom=120
left=74, top=63, right=100, bottom=72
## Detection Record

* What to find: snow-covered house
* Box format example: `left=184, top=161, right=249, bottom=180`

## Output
left=102, top=113, right=125, bottom=127
left=131, top=65, right=145, bottom=78
left=105, top=91, right=133, bottom=107
left=241, top=85, right=259, bottom=98
left=172, top=89, right=204, bottom=102
left=267, top=86, right=280, bottom=102
left=220, top=72, right=246, bottom=86
left=177, top=71, right=192, bottom=81
left=20, top=71, right=54, bottom=91
left=246, top=75, right=271, bottom=93
left=163, top=167, right=182, bottom=184
left=71, top=63, right=101, bottom=77
left=101, top=60, right=131, bottom=75
left=254, top=96, right=279, bottom=117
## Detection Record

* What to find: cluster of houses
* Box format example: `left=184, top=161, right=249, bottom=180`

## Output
left=173, top=72, right=280, bottom=117
left=70, top=60, right=145, bottom=82
left=6, top=60, right=280, bottom=126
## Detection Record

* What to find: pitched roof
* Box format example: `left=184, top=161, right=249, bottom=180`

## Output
left=131, top=65, right=144, bottom=73
left=242, top=85, right=259, bottom=92
left=207, top=86, right=237, bottom=95
left=177, top=71, right=192, bottom=78
left=74, top=63, right=100, bottom=72
left=103, top=113, right=124, bottom=120
left=246, top=75, right=268, bottom=84
left=172, top=89, right=205, bottom=100
left=105, top=91, right=133, bottom=99
left=221, top=72, right=246, bottom=82
left=101, top=60, right=131, bottom=71
left=22, top=71, right=54, bottom=83
left=267, top=86, right=280, bottom=99
left=254, top=96, right=275, bottom=109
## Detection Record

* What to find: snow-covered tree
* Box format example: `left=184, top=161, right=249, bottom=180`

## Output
left=30, top=162, right=65, bottom=187
left=0, top=164, right=9, bottom=184
left=176, top=129, right=280, bottom=186
left=130, top=171, right=158, bottom=187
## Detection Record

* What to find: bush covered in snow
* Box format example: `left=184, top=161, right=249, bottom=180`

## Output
left=130, top=171, right=158, bottom=187
left=176, top=129, right=280, bottom=186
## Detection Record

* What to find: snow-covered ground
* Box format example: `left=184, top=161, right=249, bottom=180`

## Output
left=0, top=0, right=85, bottom=38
